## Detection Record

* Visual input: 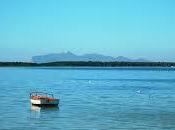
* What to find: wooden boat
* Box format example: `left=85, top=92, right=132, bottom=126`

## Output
left=30, top=92, right=59, bottom=107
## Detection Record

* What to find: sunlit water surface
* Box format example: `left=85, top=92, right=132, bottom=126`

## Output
left=0, top=67, right=175, bottom=130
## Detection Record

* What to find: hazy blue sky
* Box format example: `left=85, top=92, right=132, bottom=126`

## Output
left=0, top=0, right=175, bottom=61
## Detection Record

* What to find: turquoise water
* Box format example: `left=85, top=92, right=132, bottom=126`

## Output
left=0, top=67, right=175, bottom=130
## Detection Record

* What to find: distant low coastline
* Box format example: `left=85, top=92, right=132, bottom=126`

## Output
left=0, top=61, right=175, bottom=67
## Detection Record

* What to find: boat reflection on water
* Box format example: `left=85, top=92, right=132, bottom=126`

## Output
left=30, top=105, right=59, bottom=119
left=31, top=105, right=59, bottom=112
left=31, top=105, right=42, bottom=112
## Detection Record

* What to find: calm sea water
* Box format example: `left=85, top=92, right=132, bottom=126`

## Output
left=0, top=67, right=175, bottom=130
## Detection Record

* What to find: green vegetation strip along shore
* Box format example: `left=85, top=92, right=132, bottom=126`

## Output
left=0, top=61, right=175, bottom=67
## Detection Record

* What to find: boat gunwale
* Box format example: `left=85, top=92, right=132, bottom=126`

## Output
left=30, top=92, right=54, bottom=99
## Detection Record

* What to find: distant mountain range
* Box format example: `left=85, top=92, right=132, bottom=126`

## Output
left=32, top=52, right=148, bottom=63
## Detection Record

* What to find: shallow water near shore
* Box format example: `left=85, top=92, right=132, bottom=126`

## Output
left=0, top=67, right=175, bottom=130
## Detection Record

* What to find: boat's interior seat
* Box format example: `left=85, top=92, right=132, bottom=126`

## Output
left=31, top=95, right=56, bottom=101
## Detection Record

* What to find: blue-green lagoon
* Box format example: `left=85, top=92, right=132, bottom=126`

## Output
left=0, top=67, right=175, bottom=130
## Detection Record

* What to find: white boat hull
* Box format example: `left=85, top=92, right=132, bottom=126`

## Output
left=31, top=99, right=59, bottom=106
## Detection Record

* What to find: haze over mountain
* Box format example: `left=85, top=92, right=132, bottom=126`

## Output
left=32, top=52, right=148, bottom=63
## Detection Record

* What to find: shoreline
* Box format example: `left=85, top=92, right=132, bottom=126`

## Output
left=0, top=61, right=175, bottom=68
